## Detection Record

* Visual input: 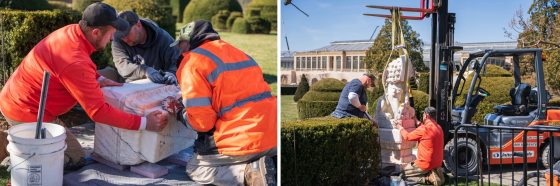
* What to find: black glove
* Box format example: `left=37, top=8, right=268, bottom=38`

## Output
left=146, top=67, right=165, bottom=83
left=163, top=71, right=178, bottom=85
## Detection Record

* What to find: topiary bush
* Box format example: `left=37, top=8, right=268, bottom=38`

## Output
left=210, top=10, right=230, bottom=30
left=281, top=117, right=379, bottom=186
left=293, top=74, right=310, bottom=102
left=454, top=65, right=514, bottom=124
left=297, top=78, right=345, bottom=119
left=417, top=72, right=429, bottom=93
left=246, top=17, right=271, bottom=34
left=104, top=0, right=176, bottom=37
left=182, top=0, right=242, bottom=24
left=483, top=64, right=513, bottom=77
left=170, top=0, right=189, bottom=23
left=231, top=17, right=250, bottom=34
left=226, top=11, right=242, bottom=30
left=0, top=0, right=51, bottom=10
left=71, top=0, right=98, bottom=11
left=0, top=10, right=81, bottom=71
left=244, top=0, right=276, bottom=33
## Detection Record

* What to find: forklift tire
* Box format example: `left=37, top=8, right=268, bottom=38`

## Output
left=541, top=143, right=556, bottom=169
left=443, top=137, right=480, bottom=176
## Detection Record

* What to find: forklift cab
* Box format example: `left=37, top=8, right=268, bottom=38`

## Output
left=450, top=49, right=550, bottom=128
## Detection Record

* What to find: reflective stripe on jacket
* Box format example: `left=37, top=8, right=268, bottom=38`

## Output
left=177, top=40, right=277, bottom=156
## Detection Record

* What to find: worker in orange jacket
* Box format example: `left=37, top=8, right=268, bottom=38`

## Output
left=396, top=107, right=445, bottom=185
left=0, top=3, right=168, bottom=170
left=162, top=20, right=277, bottom=186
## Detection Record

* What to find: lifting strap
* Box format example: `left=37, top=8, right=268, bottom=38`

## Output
left=382, top=9, right=414, bottom=115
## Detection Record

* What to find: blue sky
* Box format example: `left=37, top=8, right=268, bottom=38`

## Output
left=281, top=0, right=533, bottom=52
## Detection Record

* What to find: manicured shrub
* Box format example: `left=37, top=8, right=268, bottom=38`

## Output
left=0, top=0, right=51, bottom=10
left=297, top=78, right=344, bottom=119
left=0, top=10, right=81, bottom=70
left=281, top=117, right=379, bottom=185
left=170, top=0, right=189, bottom=22
left=104, top=0, right=176, bottom=37
left=231, top=17, right=250, bottom=34
left=293, top=74, right=309, bottom=102
left=484, top=64, right=513, bottom=77
left=244, top=0, right=276, bottom=33
left=226, top=11, right=242, bottom=30
left=182, top=0, right=241, bottom=24
left=210, top=10, right=230, bottom=30
left=71, top=0, right=98, bottom=11
left=454, top=67, right=515, bottom=124
left=246, top=17, right=270, bottom=34
left=417, top=72, right=429, bottom=93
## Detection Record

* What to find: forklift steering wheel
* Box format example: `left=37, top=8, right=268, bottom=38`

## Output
left=477, top=87, right=490, bottom=97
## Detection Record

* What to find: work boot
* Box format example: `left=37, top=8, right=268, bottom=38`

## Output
left=427, top=168, right=444, bottom=186
left=244, top=156, right=276, bottom=186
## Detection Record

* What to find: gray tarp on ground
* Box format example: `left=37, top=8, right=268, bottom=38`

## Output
left=63, top=162, right=201, bottom=186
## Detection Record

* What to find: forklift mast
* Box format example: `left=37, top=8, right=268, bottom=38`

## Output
left=365, top=0, right=460, bottom=141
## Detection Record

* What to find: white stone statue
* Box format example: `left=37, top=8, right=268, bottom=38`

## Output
left=375, top=55, right=418, bottom=172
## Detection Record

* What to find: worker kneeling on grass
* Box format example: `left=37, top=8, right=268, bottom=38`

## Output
left=0, top=2, right=168, bottom=170
left=162, top=20, right=277, bottom=186
left=396, top=107, right=445, bottom=186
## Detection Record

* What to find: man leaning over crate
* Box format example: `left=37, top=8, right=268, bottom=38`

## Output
left=0, top=2, right=168, bottom=170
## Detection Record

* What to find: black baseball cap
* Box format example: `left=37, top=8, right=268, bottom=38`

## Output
left=82, top=2, right=128, bottom=32
left=113, top=11, right=140, bottom=39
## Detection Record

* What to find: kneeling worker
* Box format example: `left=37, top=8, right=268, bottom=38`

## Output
left=396, top=107, right=445, bottom=186
left=163, top=20, right=277, bottom=186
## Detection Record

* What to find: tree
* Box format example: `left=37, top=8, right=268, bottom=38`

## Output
left=508, top=0, right=560, bottom=93
left=293, top=74, right=309, bottom=102
left=364, top=19, right=426, bottom=75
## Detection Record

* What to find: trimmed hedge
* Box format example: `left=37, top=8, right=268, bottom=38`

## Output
left=104, top=0, right=176, bottom=37
left=484, top=64, right=513, bottom=77
left=418, top=72, right=429, bottom=93
left=0, top=10, right=81, bottom=70
left=170, top=0, right=189, bottom=23
left=246, top=16, right=270, bottom=34
left=182, top=0, right=242, bottom=24
left=71, top=0, right=98, bottom=11
left=231, top=17, right=250, bottom=34
left=226, top=11, right=242, bottom=30
left=244, top=0, right=276, bottom=33
left=293, top=74, right=310, bottom=102
left=210, top=10, right=230, bottom=30
left=281, top=117, right=379, bottom=185
left=0, top=0, right=51, bottom=10
left=298, top=78, right=345, bottom=119
left=455, top=68, right=515, bottom=124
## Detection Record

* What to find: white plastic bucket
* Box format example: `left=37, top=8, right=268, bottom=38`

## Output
left=7, top=123, right=67, bottom=186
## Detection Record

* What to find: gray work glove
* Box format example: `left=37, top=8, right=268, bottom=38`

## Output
left=145, top=67, right=165, bottom=83
left=163, top=71, right=178, bottom=85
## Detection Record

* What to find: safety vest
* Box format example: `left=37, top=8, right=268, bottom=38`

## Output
left=177, top=39, right=277, bottom=156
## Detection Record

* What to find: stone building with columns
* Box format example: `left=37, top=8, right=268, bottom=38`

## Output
left=281, top=40, right=518, bottom=87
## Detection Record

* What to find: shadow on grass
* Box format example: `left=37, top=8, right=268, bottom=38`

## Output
left=264, top=73, right=277, bottom=85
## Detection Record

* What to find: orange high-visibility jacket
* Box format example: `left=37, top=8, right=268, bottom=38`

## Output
left=400, top=118, right=444, bottom=171
left=177, top=39, right=277, bottom=156
left=0, top=24, right=141, bottom=130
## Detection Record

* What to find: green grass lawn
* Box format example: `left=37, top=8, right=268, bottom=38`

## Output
left=281, top=95, right=298, bottom=121
left=220, top=32, right=277, bottom=95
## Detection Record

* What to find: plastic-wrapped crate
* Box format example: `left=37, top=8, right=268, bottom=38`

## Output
left=94, top=79, right=198, bottom=165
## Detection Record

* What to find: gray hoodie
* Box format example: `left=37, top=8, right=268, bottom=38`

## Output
left=111, top=19, right=180, bottom=82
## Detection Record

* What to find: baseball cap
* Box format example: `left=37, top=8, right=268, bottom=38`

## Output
left=113, top=11, right=140, bottom=39
left=169, top=21, right=195, bottom=47
left=82, top=2, right=128, bottom=32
